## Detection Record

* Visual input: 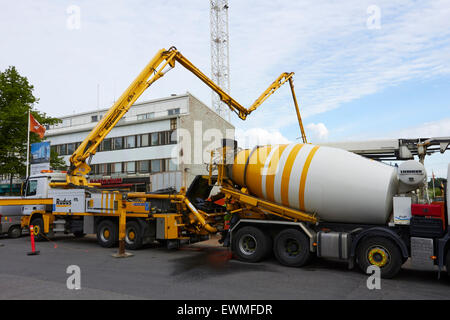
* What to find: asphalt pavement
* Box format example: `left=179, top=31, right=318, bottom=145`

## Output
left=0, top=234, right=449, bottom=300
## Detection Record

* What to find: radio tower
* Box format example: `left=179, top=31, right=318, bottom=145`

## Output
left=210, top=0, right=230, bottom=122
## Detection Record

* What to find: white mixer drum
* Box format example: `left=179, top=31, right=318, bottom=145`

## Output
left=231, top=143, right=399, bottom=225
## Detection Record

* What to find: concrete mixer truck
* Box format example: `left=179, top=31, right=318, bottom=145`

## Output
left=209, top=140, right=450, bottom=279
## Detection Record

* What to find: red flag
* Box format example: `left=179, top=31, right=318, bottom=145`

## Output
left=30, top=113, right=45, bottom=139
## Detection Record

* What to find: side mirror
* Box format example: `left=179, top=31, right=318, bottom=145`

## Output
left=20, top=182, right=24, bottom=196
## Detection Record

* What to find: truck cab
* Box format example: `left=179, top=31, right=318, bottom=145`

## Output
left=0, top=172, right=64, bottom=238
left=14, top=171, right=66, bottom=216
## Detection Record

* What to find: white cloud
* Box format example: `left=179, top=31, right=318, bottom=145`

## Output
left=305, top=123, right=329, bottom=141
left=390, top=118, right=450, bottom=138
left=235, top=128, right=291, bottom=149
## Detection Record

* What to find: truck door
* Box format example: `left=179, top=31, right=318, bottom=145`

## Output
left=22, top=178, right=46, bottom=215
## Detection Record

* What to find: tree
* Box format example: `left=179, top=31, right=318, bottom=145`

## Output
left=50, top=149, right=67, bottom=170
left=0, top=66, right=63, bottom=184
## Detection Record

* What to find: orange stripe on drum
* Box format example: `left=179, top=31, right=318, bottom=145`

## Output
left=261, top=145, right=280, bottom=199
left=265, top=144, right=288, bottom=203
left=299, top=146, right=320, bottom=211
left=281, top=144, right=304, bottom=207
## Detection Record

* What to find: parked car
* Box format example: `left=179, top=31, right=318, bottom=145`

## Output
left=0, top=202, right=23, bottom=238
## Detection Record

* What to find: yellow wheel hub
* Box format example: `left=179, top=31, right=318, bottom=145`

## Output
left=368, top=248, right=388, bottom=267
left=128, top=231, right=136, bottom=240
left=103, top=229, right=110, bottom=239
left=33, top=226, right=40, bottom=236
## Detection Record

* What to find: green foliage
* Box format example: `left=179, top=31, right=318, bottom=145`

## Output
left=428, top=177, right=446, bottom=188
left=0, top=66, right=63, bottom=177
left=50, top=149, right=67, bottom=170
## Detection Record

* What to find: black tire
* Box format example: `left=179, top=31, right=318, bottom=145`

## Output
left=73, top=231, right=86, bottom=238
left=125, top=221, right=143, bottom=250
left=96, top=220, right=118, bottom=248
left=30, top=217, right=45, bottom=241
left=356, top=236, right=403, bottom=279
left=273, top=228, right=311, bottom=267
left=8, top=226, right=22, bottom=238
left=232, top=226, right=271, bottom=263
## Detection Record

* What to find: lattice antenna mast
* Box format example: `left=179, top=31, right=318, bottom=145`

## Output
left=210, top=0, right=230, bottom=122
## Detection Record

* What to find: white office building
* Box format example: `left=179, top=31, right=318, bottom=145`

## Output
left=46, top=93, right=235, bottom=192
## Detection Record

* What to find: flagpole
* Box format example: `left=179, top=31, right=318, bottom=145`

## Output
left=26, top=110, right=30, bottom=178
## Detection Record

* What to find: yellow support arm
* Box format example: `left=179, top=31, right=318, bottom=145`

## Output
left=64, top=46, right=306, bottom=187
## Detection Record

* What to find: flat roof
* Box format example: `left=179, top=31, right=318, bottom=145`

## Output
left=56, top=93, right=191, bottom=120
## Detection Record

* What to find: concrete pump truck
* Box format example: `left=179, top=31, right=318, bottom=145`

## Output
left=0, top=46, right=307, bottom=254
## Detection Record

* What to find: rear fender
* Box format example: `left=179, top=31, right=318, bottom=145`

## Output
left=350, top=227, right=409, bottom=259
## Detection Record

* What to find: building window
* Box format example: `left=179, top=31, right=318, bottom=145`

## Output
left=168, top=108, right=180, bottom=116
left=137, top=112, right=155, bottom=120
left=125, top=135, right=136, bottom=149
left=113, top=137, right=123, bottom=150
left=91, top=115, right=98, bottom=122
left=125, top=161, right=136, bottom=173
left=170, top=118, right=177, bottom=130
left=150, top=132, right=159, bottom=146
left=99, top=163, right=110, bottom=175
left=61, top=119, right=71, bottom=128
left=111, top=162, right=122, bottom=174
left=167, top=158, right=178, bottom=171
left=159, top=132, right=167, bottom=145
left=67, top=143, right=76, bottom=155
left=138, top=160, right=149, bottom=173
left=138, top=134, right=149, bottom=147
left=59, top=144, right=67, bottom=156
left=102, top=139, right=112, bottom=151
left=150, top=159, right=161, bottom=173
left=170, top=130, right=177, bottom=144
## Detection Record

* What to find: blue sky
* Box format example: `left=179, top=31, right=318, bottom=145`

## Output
left=0, top=0, right=449, bottom=176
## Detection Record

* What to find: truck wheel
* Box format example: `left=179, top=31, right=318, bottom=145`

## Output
left=97, top=220, right=118, bottom=248
left=30, top=217, right=45, bottom=241
left=8, top=226, right=22, bottom=238
left=356, top=237, right=402, bottom=279
left=232, top=226, right=271, bottom=263
left=125, top=221, right=143, bottom=250
left=273, top=228, right=311, bottom=267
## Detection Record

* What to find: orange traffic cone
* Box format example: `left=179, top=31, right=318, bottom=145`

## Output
left=27, top=225, right=40, bottom=256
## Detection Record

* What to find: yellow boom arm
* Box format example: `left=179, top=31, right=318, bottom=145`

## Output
left=62, top=46, right=306, bottom=187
